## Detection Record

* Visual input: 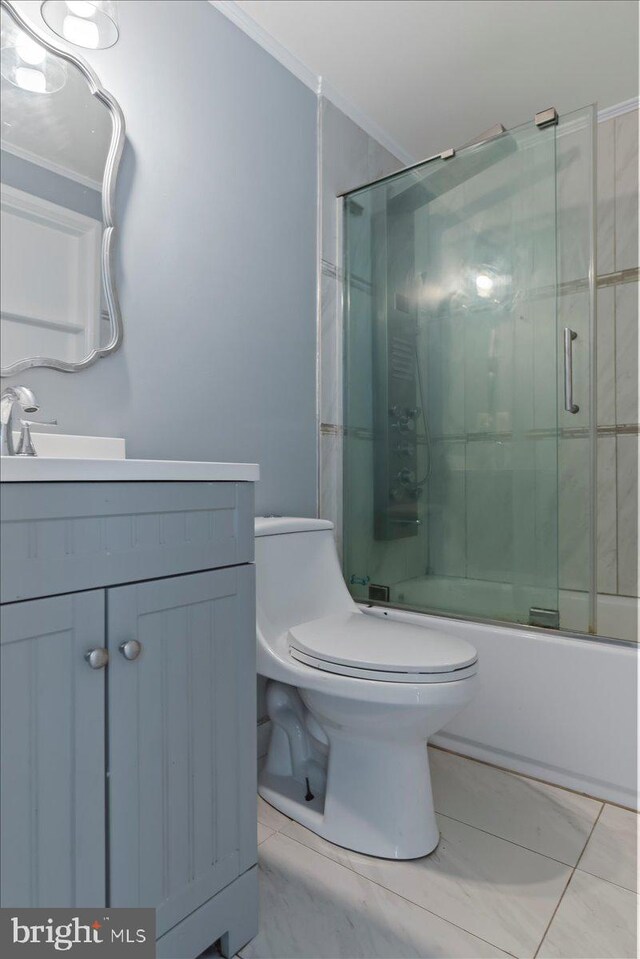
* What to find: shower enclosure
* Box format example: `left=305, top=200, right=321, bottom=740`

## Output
left=342, top=106, right=596, bottom=634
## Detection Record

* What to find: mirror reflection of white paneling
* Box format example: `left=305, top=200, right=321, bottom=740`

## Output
left=0, top=183, right=101, bottom=368
left=0, top=0, right=124, bottom=374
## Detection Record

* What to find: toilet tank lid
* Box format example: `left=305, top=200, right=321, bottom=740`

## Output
left=255, top=516, right=334, bottom=537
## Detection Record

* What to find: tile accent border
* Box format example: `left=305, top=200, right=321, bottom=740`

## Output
left=321, top=421, right=640, bottom=439
left=596, top=266, right=640, bottom=288
left=597, top=96, right=640, bottom=123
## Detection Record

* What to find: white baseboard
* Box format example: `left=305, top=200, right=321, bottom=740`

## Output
left=431, top=733, right=638, bottom=810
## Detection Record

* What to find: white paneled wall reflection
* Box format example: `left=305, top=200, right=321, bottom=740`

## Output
left=319, top=105, right=638, bottom=641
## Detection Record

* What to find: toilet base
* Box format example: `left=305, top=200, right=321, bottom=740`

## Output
left=259, top=674, right=478, bottom=860
left=259, top=732, right=440, bottom=860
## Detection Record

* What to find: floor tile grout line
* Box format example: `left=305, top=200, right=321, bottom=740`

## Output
left=572, top=794, right=638, bottom=894
left=432, top=810, right=598, bottom=869
left=262, top=802, right=596, bottom=872
left=573, top=863, right=639, bottom=896
left=574, top=803, right=605, bottom=872
left=273, top=827, right=527, bottom=959
left=532, top=804, right=605, bottom=958
left=532, top=866, right=575, bottom=959
left=257, top=807, right=292, bottom=834
left=260, top=800, right=586, bottom=872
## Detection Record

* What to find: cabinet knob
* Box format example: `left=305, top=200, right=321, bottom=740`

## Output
left=119, top=639, right=142, bottom=661
left=85, top=647, right=109, bottom=669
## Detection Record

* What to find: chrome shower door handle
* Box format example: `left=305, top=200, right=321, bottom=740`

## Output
left=563, top=328, right=579, bottom=414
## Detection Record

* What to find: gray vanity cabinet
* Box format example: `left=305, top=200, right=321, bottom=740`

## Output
left=0, top=480, right=258, bottom=959
left=0, top=591, right=107, bottom=908
left=107, top=566, right=256, bottom=938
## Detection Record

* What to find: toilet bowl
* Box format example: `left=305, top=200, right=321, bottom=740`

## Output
left=255, top=517, right=478, bottom=860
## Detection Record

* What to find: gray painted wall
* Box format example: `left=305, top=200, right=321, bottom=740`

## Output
left=9, top=0, right=318, bottom=516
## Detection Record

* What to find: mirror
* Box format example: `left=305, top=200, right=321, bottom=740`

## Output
left=0, top=0, right=124, bottom=374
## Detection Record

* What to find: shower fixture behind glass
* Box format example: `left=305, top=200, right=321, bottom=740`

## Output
left=342, top=106, right=596, bottom=634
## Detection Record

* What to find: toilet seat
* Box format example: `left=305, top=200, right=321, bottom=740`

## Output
left=288, top=611, right=478, bottom=683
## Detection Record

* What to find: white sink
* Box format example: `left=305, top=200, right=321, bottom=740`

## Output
left=10, top=430, right=126, bottom=459
left=1, top=432, right=259, bottom=482
left=1, top=457, right=259, bottom=482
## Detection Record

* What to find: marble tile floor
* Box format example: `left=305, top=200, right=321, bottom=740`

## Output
left=236, top=747, right=638, bottom=959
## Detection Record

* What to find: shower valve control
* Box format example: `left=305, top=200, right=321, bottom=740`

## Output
left=395, top=441, right=412, bottom=457
left=389, top=406, right=419, bottom=420
left=389, top=406, right=419, bottom=433
left=397, top=468, right=416, bottom=486
left=390, top=418, right=414, bottom=433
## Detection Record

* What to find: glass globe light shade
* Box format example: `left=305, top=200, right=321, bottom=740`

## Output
left=1, top=26, right=66, bottom=93
left=41, top=0, right=119, bottom=49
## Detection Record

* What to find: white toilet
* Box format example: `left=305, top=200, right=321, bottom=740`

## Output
left=255, top=517, right=478, bottom=860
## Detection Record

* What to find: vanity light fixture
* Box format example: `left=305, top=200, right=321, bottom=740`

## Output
left=40, top=0, right=119, bottom=49
left=1, top=26, right=66, bottom=92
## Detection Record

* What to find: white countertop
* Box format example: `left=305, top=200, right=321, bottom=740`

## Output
left=1, top=457, right=259, bottom=483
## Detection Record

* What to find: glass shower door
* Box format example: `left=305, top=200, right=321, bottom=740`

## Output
left=343, top=118, right=562, bottom=627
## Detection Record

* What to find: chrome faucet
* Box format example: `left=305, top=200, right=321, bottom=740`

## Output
left=1, top=386, right=39, bottom=456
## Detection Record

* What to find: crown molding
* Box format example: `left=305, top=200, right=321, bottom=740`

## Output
left=0, top=140, right=103, bottom=192
left=318, top=77, right=415, bottom=165
left=598, top=97, right=639, bottom=122
left=208, top=0, right=415, bottom=165
left=209, top=1, right=318, bottom=92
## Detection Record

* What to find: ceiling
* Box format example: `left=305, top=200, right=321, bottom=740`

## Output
left=234, top=0, right=639, bottom=160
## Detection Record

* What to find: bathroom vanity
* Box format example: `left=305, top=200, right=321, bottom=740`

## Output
left=0, top=5, right=259, bottom=952
left=0, top=460, right=259, bottom=958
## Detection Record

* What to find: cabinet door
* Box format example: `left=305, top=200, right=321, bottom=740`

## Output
left=0, top=592, right=107, bottom=907
left=107, top=567, right=256, bottom=937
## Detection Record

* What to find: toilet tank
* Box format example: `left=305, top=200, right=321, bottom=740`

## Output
left=255, top=517, right=356, bottom=643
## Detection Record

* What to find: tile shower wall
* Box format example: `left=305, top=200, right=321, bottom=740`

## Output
left=318, top=98, right=402, bottom=552
left=594, top=108, right=639, bottom=629
left=320, top=106, right=639, bottom=640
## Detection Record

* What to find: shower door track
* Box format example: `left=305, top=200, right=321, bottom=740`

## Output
left=337, top=147, right=452, bottom=197
left=337, top=110, right=564, bottom=199
left=337, top=120, right=524, bottom=197
left=360, top=600, right=636, bottom=649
